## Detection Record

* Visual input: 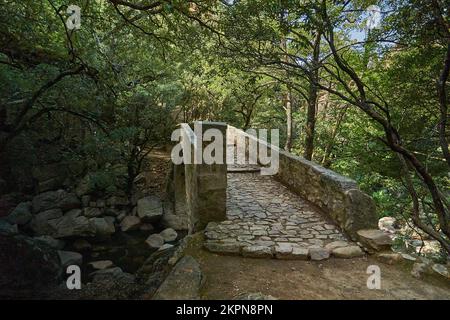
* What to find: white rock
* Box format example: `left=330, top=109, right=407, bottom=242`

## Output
left=146, top=234, right=164, bottom=249
left=332, top=246, right=364, bottom=258
left=88, top=260, right=114, bottom=270
left=432, top=264, right=449, bottom=279
left=401, top=253, right=417, bottom=262
left=158, top=244, right=174, bottom=251
left=160, top=228, right=178, bottom=242
left=378, top=217, right=398, bottom=233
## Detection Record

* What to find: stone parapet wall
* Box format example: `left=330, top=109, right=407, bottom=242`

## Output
left=227, top=125, right=378, bottom=239
left=169, top=122, right=228, bottom=233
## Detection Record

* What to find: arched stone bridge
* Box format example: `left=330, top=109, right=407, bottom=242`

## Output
left=166, top=121, right=387, bottom=261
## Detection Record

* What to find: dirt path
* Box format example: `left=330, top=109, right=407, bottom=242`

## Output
left=186, top=245, right=450, bottom=300
left=155, top=149, right=450, bottom=300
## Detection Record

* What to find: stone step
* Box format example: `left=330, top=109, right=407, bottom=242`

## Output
left=204, top=239, right=364, bottom=261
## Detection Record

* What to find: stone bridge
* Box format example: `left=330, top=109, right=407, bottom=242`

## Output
left=166, top=121, right=385, bottom=261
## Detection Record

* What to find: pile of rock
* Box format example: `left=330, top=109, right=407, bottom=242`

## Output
left=120, top=195, right=162, bottom=232
left=1, top=190, right=166, bottom=242
left=206, top=238, right=365, bottom=261
left=0, top=186, right=169, bottom=291
left=359, top=222, right=450, bottom=282
left=146, top=228, right=178, bottom=250
left=356, top=229, right=393, bottom=253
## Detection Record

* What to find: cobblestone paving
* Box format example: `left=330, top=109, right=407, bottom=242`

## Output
left=204, top=173, right=364, bottom=260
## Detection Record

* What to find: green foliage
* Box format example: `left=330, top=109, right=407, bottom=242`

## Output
left=0, top=0, right=448, bottom=251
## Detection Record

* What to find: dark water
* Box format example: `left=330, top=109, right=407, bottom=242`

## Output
left=86, top=230, right=155, bottom=273
left=65, top=228, right=187, bottom=280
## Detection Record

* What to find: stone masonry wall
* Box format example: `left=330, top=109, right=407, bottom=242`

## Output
left=169, top=122, right=227, bottom=233
left=227, top=126, right=378, bottom=240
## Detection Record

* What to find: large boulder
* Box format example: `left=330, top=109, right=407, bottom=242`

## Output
left=137, top=196, right=163, bottom=222
left=30, top=209, right=63, bottom=235
left=160, top=228, right=178, bottom=242
left=162, top=213, right=188, bottom=231
left=146, top=234, right=165, bottom=249
left=378, top=217, right=399, bottom=234
left=50, top=215, right=96, bottom=238
left=120, top=216, right=141, bottom=232
left=6, top=201, right=32, bottom=225
left=357, top=229, right=392, bottom=252
left=90, top=217, right=115, bottom=236
left=161, top=202, right=188, bottom=230
left=58, top=250, right=82, bottom=268
left=32, top=190, right=80, bottom=213
left=152, top=256, right=203, bottom=300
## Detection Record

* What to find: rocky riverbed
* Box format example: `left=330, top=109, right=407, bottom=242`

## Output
left=0, top=150, right=187, bottom=299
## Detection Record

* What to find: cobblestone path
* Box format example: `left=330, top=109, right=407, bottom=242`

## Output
left=204, top=172, right=364, bottom=260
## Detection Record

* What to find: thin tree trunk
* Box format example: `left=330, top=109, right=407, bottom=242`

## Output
left=321, top=105, right=347, bottom=167
left=438, top=44, right=450, bottom=167
left=304, top=31, right=321, bottom=160
left=284, top=90, right=293, bottom=151
left=320, top=3, right=450, bottom=246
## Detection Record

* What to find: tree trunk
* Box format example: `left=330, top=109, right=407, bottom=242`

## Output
left=321, top=105, right=347, bottom=167
left=438, top=44, right=450, bottom=167
left=303, top=31, right=321, bottom=161
left=284, top=91, right=293, bottom=151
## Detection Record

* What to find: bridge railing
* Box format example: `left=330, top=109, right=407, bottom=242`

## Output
left=227, top=125, right=378, bottom=240
left=170, top=121, right=227, bottom=233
